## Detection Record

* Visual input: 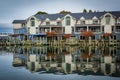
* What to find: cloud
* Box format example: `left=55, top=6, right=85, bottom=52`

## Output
left=0, top=0, right=120, bottom=24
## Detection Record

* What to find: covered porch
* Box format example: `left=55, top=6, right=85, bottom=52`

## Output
left=29, top=34, right=47, bottom=45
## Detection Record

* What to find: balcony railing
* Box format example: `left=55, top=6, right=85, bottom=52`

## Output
left=115, top=23, right=120, bottom=26
left=40, top=24, right=62, bottom=27
left=75, top=23, right=100, bottom=26
left=115, top=29, right=120, bottom=33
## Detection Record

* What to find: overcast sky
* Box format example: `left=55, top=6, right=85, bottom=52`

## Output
left=0, top=0, right=120, bottom=32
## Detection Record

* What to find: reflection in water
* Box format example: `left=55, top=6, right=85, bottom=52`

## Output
left=4, top=46, right=119, bottom=77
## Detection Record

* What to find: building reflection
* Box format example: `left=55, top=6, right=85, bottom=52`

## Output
left=12, top=46, right=120, bottom=76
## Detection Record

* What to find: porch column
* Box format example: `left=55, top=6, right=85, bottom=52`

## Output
left=101, top=26, right=103, bottom=33
left=50, top=27, right=51, bottom=32
left=74, top=26, right=76, bottom=33
left=114, top=26, right=116, bottom=32
left=62, top=27, right=63, bottom=33
left=42, top=37, right=44, bottom=44
left=87, top=26, right=89, bottom=31
left=45, top=36, right=47, bottom=44
left=31, top=35, right=34, bottom=41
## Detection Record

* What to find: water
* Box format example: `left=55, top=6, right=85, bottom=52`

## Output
left=0, top=24, right=13, bottom=33
left=0, top=46, right=120, bottom=80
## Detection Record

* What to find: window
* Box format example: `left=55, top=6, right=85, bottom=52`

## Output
left=66, top=16, right=71, bottom=25
left=102, top=26, right=104, bottom=32
left=63, top=27, right=65, bottom=33
left=118, top=18, right=120, bottom=23
left=80, top=20, right=85, bottom=24
left=28, top=27, right=30, bottom=34
left=89, top=27, right=100, bottom=32
left=57, top=21, right=61, bottom=25
left=22, top=23, right=25, bottom=27
left=116, top=26, right=120, bottom=32
left=36, top=27, right=39, bottom=34
left=30, top=18, right=35, bottom=26
left=72, top=27, right=74, bottom=32
left=105, top=15, right=111, bottom=24
left=46, top=22, right=50, bottom=26
left=112, top=26, right=114, bottom=32
left=93, top=20, right=98, bottom=24
left=76, top=27, right=87, bottom=32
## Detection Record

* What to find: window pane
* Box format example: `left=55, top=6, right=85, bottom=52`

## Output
left=57, top=22, right=61, bottom=25
left=118, top=19, right=120, bottom=23
left=46, top=22, right=50, bottom=26
left=80, top=20, right=85, bottom=24
left=105, top=15, right=111, bottom=24
left=93, top=20, right=98, bottom=24
left=66, top=16, right=70, bottom=25
left=30, top=18, right=35, bottom=26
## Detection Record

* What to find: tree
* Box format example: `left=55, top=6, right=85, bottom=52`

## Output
left=64, top=34, right=71, bottom=38
left=102, top=33, right=113, bottom=45
left=35, top=11, right=48, bottom=15
left=81, top=31, right=94, bottom=46
left=89, top=9, right=92, bottom=13
left=103, top=33, right=113, bottom=38
left=59, top=10, right=71, bottom=14
left=83, top=9, right=87, bottom=13
left=55, top=27, right=62, bottom=45
left=64, top=34, right=71, bottom=44
left=46, top=31, right=56, bottom=45
left=81, top=31, right=94, bottom=38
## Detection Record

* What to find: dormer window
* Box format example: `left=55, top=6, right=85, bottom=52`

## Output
left=118, top=18, right=120, bottom=23
left=105, top=15, right=111, bottom=24
left=66, top=16, right=71, bottom=25
left=22, top=23, right=25, bottom=27
left=57, top=21, right=61, bottom=25
left=93, top=20, right=98, bottom=24
left=80, top=20, right=85, bottom=24
left=46, top=22, right=50, bottom=26
left=30, top=18, right=35, bottom=26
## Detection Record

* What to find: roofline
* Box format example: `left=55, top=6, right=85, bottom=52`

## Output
left=13, top=11, right=120, bottom=22
left=12, top=20, right=26, bottom=24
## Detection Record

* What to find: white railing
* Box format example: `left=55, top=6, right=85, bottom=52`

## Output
left=0, top=32, right=11, bottom=36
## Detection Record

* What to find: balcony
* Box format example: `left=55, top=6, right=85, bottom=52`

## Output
left=40, top=24, right=62, bottom=27
left=115, top=23, right=120, bottom=26
left=75, top=23, right=100, bottom=26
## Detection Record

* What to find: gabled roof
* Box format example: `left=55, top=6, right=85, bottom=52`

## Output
left=34, top=14, right=65, bottom=20
left=13, top=11, right=120, bottom=22
left=71, top=12, right=106, bottom=19
left=109, top=11, right=120, bottom=18
left=12, top=20, right=26, bottom=24
left=34, top=11, right=120, bottom=20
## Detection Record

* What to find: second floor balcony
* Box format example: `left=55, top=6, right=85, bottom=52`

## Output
left=75, top=23, right=101, bottom=26
left=40, top=24, right=62, bottom=27
left=115, top=23, right=120, bottom=26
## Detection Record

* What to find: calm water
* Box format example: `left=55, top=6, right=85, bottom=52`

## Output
left=0, top=46, right=120, bottom=80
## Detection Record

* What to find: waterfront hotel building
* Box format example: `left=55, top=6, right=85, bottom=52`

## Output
left=12, top=11, right=120, bottom=42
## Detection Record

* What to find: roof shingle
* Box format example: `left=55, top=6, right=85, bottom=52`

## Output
left=12, top=20, right=26, bottom=24
left=35, top=11, right=120, bottom=20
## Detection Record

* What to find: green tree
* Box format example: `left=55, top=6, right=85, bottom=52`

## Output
left=59, top=10, right=71, bottom=14
left=89, top=9, right=92, bottom=13
left=35, top=11, right=48, bottom=15
left=83, top=9, right=87, bottom=13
